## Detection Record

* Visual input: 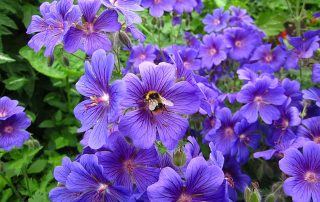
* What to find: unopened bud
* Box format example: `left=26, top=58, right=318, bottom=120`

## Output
left=173, top=149, right=186, bottom=167
left=63, top=56, right=70, bottom=66
left=119, top=31, right=132, bottom=50
left=47, top=55, right=54, bottom=67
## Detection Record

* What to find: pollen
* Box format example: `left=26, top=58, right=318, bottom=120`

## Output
left=0, top=111, right=7, bottom=118
left=177, top=193, right=192, bottom=202
left=235, top=40, right=242, bottom=48
left=209, top=48, right=217, bottom=56
left=4, top=126, right=14, bottom=134
left=304, top=171, right=318, bottom=183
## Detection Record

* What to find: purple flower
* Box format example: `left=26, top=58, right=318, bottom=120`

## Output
left=197, top=82, right=221, bottom=115
left=64, top=0, right=121, bottom=55
left=184, top=136, right=202, bottom=168
left=269, top=107, right=301, bottom=144
left=282, top=78, right=303, bottom=108
left=96, top=137, right=160, bottom=192
left=101, top=0, right=143, bottom=25
left=199, top=33, right=227, bottom=68
left=250, top=44, right=287, bottom=71
left=49, top=154, right=130, bottom=202
left=206, top=107, right=241, bottom=155
left=254, top=137, right=306, bottom=160
left=314, top=12, right=320, bottom=18
left=0, top=96, right=24, bottom=120
left=297, top=116, right=320, bottom=144
left=27, top=0, right=81, bottom=56
left=225, top=27, right=261, bottom=60
left=74, top=50, right=125, bottom=149
left=231, top=119, right=260, bottom=163
left=203, top=8, right=230, bottom=33
left=0, top=113, right=31, bottom=151
left=209, top=144, right=251, bottom=201
left=141, top=0, right=174, bottom=17
left=285, top=36, right=320, bottom=69
left=173, top=0, right=197, bottom=14
left=129, top=44, right=156, bottom=70
left=184, top=32, right=201, bottom=49
left=303, top=88, right=320, bottom=107
left=147, top=156, right=225, bottom=201
left=229, top=6, right=253, bottom=26
left=237, top=76, right=287, bottom=124
left=126, top=24, right=146, bottom=42
left=312, top=64, right=320, bottom=83
left=279, top=142, right=320, bottom=202
left=177, top=48, right=201, bottom=71
left=119, top=62, right=200, bottom=149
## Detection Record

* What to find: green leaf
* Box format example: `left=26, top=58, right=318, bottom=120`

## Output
left=0, top=189, right=12, bottom=202
left=256, top=12, right=286, bottom=36
left=39, top=120, right=55, bottom=128
left=0, top=52, right=15, bottom=64
left=2, top=77, right=28, bottom=91
left=27, top=159, right=47, bottom=174
left=28, top=191, right=49, bottom=202
left=0, top=14, right=17, bottom=30
left=19, top=46, right=85, bottom=79
left=4, top=146, right=43, bottom=177
left=22, top=4, right=39, bottom=28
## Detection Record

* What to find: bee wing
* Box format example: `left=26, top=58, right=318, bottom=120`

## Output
left=148, top=100, right=158, bottom=111
left=161, top=97, right=174, bottom=107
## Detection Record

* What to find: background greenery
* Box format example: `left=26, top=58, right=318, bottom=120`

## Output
left=0, top=0, right=319, bottom=201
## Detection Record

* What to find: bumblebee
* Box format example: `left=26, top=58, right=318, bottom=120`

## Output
left=145, top=91, right=173, bottom=112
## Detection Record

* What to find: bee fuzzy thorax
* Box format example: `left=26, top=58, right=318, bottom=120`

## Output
left=145, top=91, right=174, bottom=112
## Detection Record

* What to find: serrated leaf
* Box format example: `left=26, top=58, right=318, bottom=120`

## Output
left=0, top=14, right=17, bottom=30
left=3, top=77, right=28, bottom=91
left=19, top=46, right=85, bottom=79
left=0, top=189, right=12, bottom=202
left=27, top=159, right=47, bottom=174
left=39, top=120, right=55, bottom=128
left=0, top=53, right=15, bottom=64
left=4, top=146, right=43, bottom=177
left=28, top=191, right=49, bottom=202
left=256, top=12, right=286, bottom=36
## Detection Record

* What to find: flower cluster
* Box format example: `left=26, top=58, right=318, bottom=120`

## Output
left=0, top=97, right=31, bottom=151
left=26, top=1, right=320, bottom=201
left=27, top=0, right=145, bottom=56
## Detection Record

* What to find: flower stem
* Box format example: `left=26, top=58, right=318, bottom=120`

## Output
left=0, top=173, right=23, bottom=201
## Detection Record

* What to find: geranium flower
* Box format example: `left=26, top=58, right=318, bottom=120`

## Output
left=203, top=8, right=230, bottom=32
left=96, top=137, right=160, bottom=192
left=74, top=49, right=125, bottom=149
left=0, top=96, right=24, bottom=120
left=141, top=0, right=174, bottom=17
left=119, top=62, right=200, bottom=149
left=64, top=0, right=121, bottom=55
left=279, top=142, right=320, bottom=202
left=27, top=0, right=81, bottom=56
left=147, top=156, right=224, bottom=201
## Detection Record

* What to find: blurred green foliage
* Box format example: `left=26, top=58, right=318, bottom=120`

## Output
left=0, top=0, right=319, bottom=201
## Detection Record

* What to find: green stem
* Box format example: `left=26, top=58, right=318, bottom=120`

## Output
left=0, top=173, right=23, bottom=201
left=23, top=168, right=31, bottom=196
left=65, top=76, right=71, bottom=111
left=295, top=0, right=301, bottom=37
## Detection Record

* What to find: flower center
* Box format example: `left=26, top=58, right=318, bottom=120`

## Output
left=209, top=48, right=217, bottom=56
left=254, top=96, right=264, bottom=105
left=4, top=126, right=14, bottom=134
left=177, top=193, right=192, bottom=202
left=224, top=127, right=234, bottom=137
left=213, top=19, right=221, bottom=25
left=265, top=54, right=273, bottom=63
left=154, top=0, right=161, bottom=4
left=109, top=0, right=117, bottom=5
left=183, top=61, right=191, bottom=69
left=84, top=22, right=95, bottom=35
left=304, top=171, right=318, bottom=183
left=282, top=119, right=289, bottom=129
left=313, top=136, right=320, bottom=144
left=123, top=159, right=136, bottom=175
left=85, top=93, right=110, bottom=109
left=97, top=183, right=108, bottom=193
left=225, top=172, right=235, bottom=188
left=0, top=111, right=7, bottom=118
left=235, top=40, right=242, bottom=48
left=139, top=53, right=146, bottom=60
